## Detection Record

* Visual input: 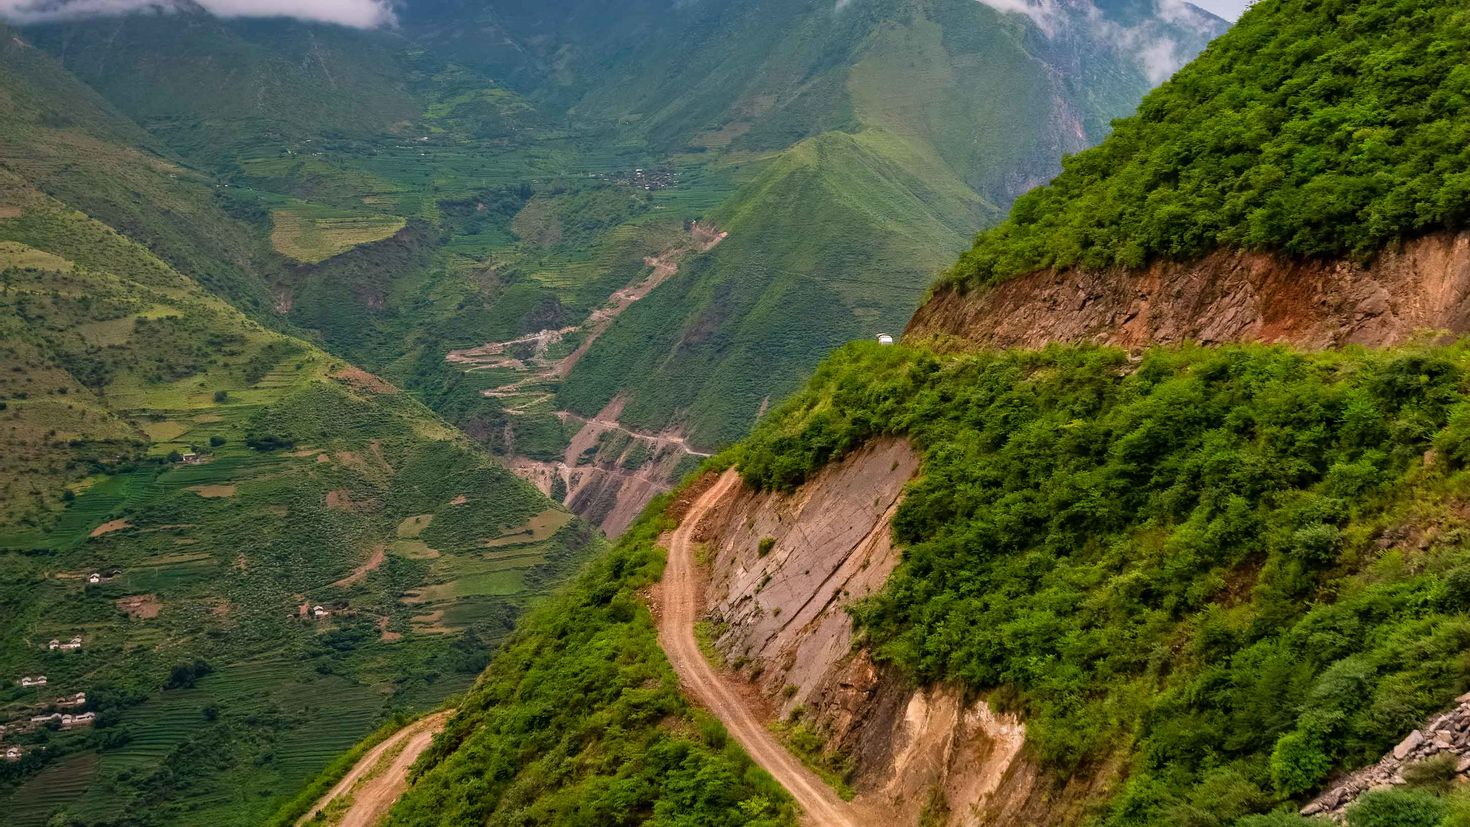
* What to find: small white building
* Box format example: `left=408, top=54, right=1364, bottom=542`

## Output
left=312, top=605, right=330, bottom=619
left=61, top=713, right=95, bottom=728
left=19, top=676, right=47, bottom=688
left=30, top=713, right=61, bottom=725
left=876, top=333, right=895, bottom=345
left=51, top=636, right=82, bottom=652
left=4, top=747, right=21, bottom=762
left=57, top=692, right=86, bottom=708
left=88, top=573, right=101, bottom=584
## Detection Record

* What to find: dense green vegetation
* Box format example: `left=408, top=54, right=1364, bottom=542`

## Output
left=947, top=0, right=1470, bottom=288
left=385, top=494, right=796, bottom=826
left=739, top=341, right=1470, bottom=824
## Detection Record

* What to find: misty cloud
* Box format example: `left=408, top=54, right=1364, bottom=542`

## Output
left=0, top=0, right=395, bottom=28
left=973, top=0, right=1215, bottom=84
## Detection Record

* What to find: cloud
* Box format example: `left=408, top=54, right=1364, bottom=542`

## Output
left=0, top=0, right=395, bottom=28
left=974, top=0, right=1213, bottom=85
left=973, top=0, right=1064, bottom=36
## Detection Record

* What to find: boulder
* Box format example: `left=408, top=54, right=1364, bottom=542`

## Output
left=1394, top=730, right=1425, bottom=760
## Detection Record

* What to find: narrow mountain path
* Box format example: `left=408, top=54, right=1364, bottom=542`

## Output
left=298, top=710, right=451, bottom=827
left=657, top=470, right=864, bottom=826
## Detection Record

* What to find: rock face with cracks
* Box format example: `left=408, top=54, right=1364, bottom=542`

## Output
left=692, top=440, right=1098, bottom=825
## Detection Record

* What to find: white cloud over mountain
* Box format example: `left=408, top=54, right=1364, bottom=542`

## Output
left=0, top=0, right=394, bottom=28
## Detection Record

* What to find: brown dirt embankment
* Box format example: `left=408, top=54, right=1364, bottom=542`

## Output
left=907, top=231, right=1470, bottom=350
left=685, top=440, right=1103, bottom=826
left=298, top=710, right=451, bottom=827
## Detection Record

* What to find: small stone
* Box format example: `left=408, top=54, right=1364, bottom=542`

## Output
left=1458, top=755, right=1470, bottom=774
left=1395, top=730, right=1425, bottom=759
left=1301, top=803, right=1324, bottom=817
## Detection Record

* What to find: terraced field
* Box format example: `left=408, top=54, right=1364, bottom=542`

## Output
left=0, top=179, right=600, bottom=825
left=270, top=205, right=407, bottom=264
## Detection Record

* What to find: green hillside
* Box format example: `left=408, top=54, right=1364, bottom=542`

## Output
left=947, top=0, right=1470, bottom=288
left=11, top=0, right=1222, bottom=473
left=0, top=171, right=599, bottom=825
left=0, top=27, right=280, bottom=314
left=558, top=0, right=1224, bottom=448
left=23, top=12, right=420, bottom=165
left=730, top=340, right=1470, bottom=824
left=383, top=497, right=795, bottom=827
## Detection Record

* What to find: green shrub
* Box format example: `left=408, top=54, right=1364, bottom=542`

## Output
left=1345, top=789, right=1446, bottom=827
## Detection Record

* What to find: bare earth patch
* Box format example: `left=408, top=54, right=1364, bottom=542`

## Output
left=326, top=489, right=365, bottom=511
left=89, top=519, right=132, bottom=538
left=332, top=366, right=398, bottom=395
left=188, top=484, right=237, bottom=498
left=449, top=494, right=468, bottom=506
left=0, top=206, right=21, bottom=219
left=332, top=544, right=386, bottom=588
left=116, top=594, right=161, bottom=620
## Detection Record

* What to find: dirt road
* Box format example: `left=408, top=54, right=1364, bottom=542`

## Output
left=298, top=710, right=451, bottom=827
left=657, top=470, right=863, bottom=826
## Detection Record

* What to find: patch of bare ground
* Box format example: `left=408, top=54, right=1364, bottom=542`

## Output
left=377, top=616, right=402, bottom=642
left=332, top=366, right=398, bottom=394
left=449, top=494, right=467, bottom=506
left=188, top=484, right=237, bottom=498
left=0, top=206, right=21, bottom=219
left=89, top=519, right=131, bottom=538
left=332, top=545, right=386, bottom=588
left=326, top=489, right=369, bottom=511
left=116, top=594, right=161, bottom=619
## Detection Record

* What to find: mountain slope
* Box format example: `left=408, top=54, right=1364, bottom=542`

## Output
left=0, top=50, right=602, bottom=824
left=559, top=0, right=1225, bottom=449
left=392, top=0, right=1470, bottom=824
left=12, top=1, right=1224, bottom=535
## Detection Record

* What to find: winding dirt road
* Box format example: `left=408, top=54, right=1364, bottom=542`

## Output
left=657, top=470, right=862, bottom=826
left=298, top=710, right=450, bottom=827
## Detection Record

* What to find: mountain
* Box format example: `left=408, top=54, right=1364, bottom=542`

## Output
left=12, top=0, right=1224, bottom=535
left=384, top=0, right=1470, bottom=824
left=0, top=35, right=602, bottom=826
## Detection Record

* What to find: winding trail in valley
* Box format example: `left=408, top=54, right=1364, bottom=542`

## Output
left=297, top=710, right=451, bottom=827
left=657, top=470, right=864, bottom=826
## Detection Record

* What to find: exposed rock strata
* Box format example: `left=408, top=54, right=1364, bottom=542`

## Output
left=907, top=232, right=1470, bottom=350
left=693, top=440, right=1099, bottom=825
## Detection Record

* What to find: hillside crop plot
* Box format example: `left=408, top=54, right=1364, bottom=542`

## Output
left=270, top=205, right=406, bottom=264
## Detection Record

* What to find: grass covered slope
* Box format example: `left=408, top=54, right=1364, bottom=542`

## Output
left=0, top=174, right=600, bottom=826
left=737, top=341, right=1470, bottom=824
left=385, top=493, right=796, bottom=827
left=947, top=0, right=1470, bottom=288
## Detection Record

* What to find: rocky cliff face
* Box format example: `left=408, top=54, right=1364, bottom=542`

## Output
left=690, top=440, right=1100, bottom=825
left=907, top=231, right=1470, bottom=351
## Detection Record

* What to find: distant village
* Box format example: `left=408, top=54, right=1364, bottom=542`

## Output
left=603, top=166, right=678, bottom=191
left=4, top=632, right=93, bottom=763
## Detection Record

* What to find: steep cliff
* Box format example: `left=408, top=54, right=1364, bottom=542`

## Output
left=908, top=230, right=1470, bottom=350
left=688, top=440, right=1103, bottom=825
